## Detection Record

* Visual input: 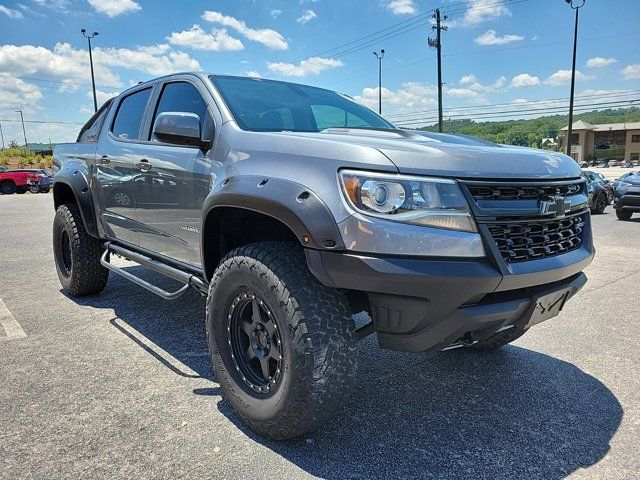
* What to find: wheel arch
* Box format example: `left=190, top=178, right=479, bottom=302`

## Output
left=53, top=173, right=100, bottom=238
left=200, top=176, right=344, bottom=280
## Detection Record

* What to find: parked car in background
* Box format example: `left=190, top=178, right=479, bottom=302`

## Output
left=583, top=170, right=614, bottom=204
left=614, top=172, right=640, bottom=220
left=9, top=169, right=52, bottom=193
left=584, top=173, right=609, bottom=214
left=620, top=161, right=634, bottom=168
left=0, top=166, right=7, bottom=172
left=0, top=170, right=40, bottom=195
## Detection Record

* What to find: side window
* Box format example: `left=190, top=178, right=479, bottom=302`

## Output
left=150, top=82, right=210, bottom=141
left=311, top=105, right=369, bottom=130
left=112, top=88, right=152, bottom=140
left=77, top=99, right=112, bottom=143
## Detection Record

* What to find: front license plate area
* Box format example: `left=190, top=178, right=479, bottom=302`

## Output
left=524, top=288, right=571, bottom=329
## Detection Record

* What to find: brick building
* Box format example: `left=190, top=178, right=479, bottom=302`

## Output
left=559, top=120, right=640, bottom=164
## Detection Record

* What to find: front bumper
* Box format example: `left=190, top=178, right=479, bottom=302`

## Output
left=306, top=244, right=592, bottom=352
left=614, top=193, right=640, bottom=212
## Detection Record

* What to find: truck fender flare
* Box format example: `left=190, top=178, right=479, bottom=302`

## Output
left=201, top=175, right=344, bottom=256
left=53, top=170, right=99, bottom=238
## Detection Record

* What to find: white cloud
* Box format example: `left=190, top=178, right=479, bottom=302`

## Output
left=32, top=0, right=70, bottom=9
left=88, top=89, right=119, bottom=107
left=446, top=88, right=481, bottom=98
left=297, top=9, right=317, bottom=24
left=267, top=57, right=344, bottom=77
left=0, top=4, right=24, bottom=18
left=474, top=29, right=524, bottom=46
left=621, top=64, right=640, bottom=80
left=58, top=79, right=80, bottom=93
left=167, top=25, right=244, bottom=52
left=87, top=0, right=141, bottom=17
left=544, top=69, right=594, bottom=86
left=245, top=71, right=263, bottom=78
left=0, top=43, right=202, bottom=91
left=355, top=82, right=436, bottom=113
left=0, top=76, right=42, bottom=110
left=450, top=0, right=511, bottom=27
left=270, top=9, right=282, bottom=19
left=510, top=73, right=541, bottom=88
left=459, top=74, right=477, bottom=86
left=202, top=11, right=288, bottom=50
left=384, top=0, right=417, bottom=15
left=585, top=57, right=617, bottom=68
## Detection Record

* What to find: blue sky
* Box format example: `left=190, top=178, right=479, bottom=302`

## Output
left=0, top=0, right=638, bottom=143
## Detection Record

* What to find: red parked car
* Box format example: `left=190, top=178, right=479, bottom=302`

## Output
left=0, top=170, right=41, bottom=195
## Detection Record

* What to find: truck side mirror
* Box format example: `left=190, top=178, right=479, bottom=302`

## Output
left=153, top=112, right=206, bottom=148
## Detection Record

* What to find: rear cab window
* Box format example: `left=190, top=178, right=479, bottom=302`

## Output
left=111, top=88, right=152, bottom=141
left=77, top=99, right=113, bottom=143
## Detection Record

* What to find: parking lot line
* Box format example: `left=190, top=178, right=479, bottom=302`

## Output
left=0, top=299, right=27, bottom=341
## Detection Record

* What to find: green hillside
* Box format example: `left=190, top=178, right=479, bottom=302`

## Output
left=414, top=107, right=640, bottom=148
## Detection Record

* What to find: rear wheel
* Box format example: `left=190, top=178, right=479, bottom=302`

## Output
left=53, top=203, right=109, bottom=296
left=616, top=209, right=633, bottom=221
left=29, top=185, right=40, bottom=194
left=0, top=181, right=16, bottom=195
left=206, top=242, right=357, bottom=440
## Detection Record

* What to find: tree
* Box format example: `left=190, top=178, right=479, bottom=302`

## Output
left=8, top=140, right=19, bottom=149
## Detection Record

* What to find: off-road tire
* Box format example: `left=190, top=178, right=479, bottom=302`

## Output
left=591, top=193, right=607, bottom=215
left=53, top=203, right=109, bottom=296
left=470, top=327, right=526, bottom=351
left=206, top=241, right=357, bottom=440
left=0, top=181, right=17, bottom=195
left=616, top=209, right=633, bottom=221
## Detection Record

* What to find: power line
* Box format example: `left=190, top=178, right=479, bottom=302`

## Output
left=395, top=99, right=640, bottom=126
left=385, top=90, right=640, bottom=119
left=0, top=73, right=119, bottom=90
left=0, top=119, right=83, bottom=125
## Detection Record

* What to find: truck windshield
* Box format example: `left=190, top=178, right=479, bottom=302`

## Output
left=210, top=75, right=395, bottom=132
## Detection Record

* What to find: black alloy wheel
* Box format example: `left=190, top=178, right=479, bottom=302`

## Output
left=227, top=292, right=283, bottom=394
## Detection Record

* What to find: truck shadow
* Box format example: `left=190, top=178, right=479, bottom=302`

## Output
left=72, top=266, right=623, bottom=480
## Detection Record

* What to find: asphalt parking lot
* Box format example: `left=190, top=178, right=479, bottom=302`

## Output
left=1, top=193, right=639, bottom=480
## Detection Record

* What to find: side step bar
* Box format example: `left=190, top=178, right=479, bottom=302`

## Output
left=100, top=242, right=208, bottom=300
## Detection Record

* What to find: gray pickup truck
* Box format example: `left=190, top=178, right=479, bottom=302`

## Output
left=53, top=73, right=593, bottom=440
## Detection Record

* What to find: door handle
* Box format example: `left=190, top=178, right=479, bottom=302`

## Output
left=137, top=159, right=152, bottom=171
left=100, top=155, right=110, bottom=165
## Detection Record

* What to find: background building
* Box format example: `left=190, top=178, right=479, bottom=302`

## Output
left=559, top=121, right=640, bottom=164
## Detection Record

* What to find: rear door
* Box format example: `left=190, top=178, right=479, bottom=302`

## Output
left=132, top=78, right=214, bottom=266
left=94, top=86, right=153, bottom=245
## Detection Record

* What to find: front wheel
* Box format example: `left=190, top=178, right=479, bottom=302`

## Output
left=29, top=185, right=40, bottom=194
left=206, top=242, right=357, bottom=440
left=53, top=204, right=109, bottom=296
left=616, top=209, right=633, bottom=221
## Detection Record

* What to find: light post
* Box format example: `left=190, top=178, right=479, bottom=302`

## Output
left=564, top=0, right=585, bottom=157
left=373, top=49, right=385, bottom=115
left=15, top=110, right=28, bottom=156
left=81, top=29, right=99, bottom=113
left=0, top=122, right=5, bottom=151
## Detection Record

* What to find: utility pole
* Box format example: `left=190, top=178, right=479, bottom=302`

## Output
left=15, top=110, right=28, bottom=156
left=428, top=9, right=447, bottom=133
left=0, top=122, right=5, bottom=151
left=373, top=49, right=385, bottom=114
left=81, top=29, right=100, bottom=113
left=564, top=0, right=585, bottom=157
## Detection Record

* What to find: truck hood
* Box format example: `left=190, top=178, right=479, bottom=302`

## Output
left=280, top=129, right=582, bottom=180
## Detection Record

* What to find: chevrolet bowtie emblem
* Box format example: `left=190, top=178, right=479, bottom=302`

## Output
left=539, top=195, right=571, bottom=218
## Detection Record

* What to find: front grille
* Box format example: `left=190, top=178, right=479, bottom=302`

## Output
left=487, top=214, right=585, bottom=263
left=468, top=182, right=583, bottom=200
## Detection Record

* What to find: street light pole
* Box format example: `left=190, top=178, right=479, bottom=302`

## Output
left=81, top=29, right=100, bottom=113
left=15, top=110, right=28, bottom=156
left=0, top=122, right=5, bottom=152
left=565, top=0, right=585, bottom=157
left=373, top=49, right=385, bottom=115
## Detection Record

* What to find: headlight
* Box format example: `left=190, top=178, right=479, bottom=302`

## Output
left=339, top=170, right=477, bottom=232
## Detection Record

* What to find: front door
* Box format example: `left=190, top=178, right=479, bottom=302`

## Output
left=133, top=80, right=213, bottom=266
left=94, top=87, right=153, bottom=245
